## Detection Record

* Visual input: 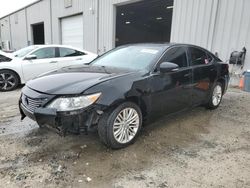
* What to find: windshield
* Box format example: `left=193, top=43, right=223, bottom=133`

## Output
left=91, top=46, right=164, bottom=70
left=13, top=46, right=38, bottom=58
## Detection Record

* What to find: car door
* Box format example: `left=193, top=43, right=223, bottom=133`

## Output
left=149, top=46, right=192, bottom=117
left=56, top=47, right=89, bottom=68
left=188, top=47, right=217, bottom=106
left=21, top=47, right=58, bottom=81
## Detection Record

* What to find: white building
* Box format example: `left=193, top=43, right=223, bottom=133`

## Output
left=0, top=0, right=250, bottom=72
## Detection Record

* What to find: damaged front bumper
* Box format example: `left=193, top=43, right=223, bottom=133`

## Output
left=19, top=101, right=103, bottom=136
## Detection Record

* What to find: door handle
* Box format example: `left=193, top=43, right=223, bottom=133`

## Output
left=49, top=61, right=57, bottom=64
left=75, top=58, right=82, bottom=60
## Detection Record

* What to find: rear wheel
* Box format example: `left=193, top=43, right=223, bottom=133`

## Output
left=0, top=70, right=19, bottom=92
left=98, top=102, right=142, bottom=149
left=206, top=82, right=223, bottom=109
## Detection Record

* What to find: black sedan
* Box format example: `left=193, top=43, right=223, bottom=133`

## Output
left=19, top=43, right=229, bottom=149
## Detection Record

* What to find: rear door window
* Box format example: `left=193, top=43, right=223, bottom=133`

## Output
left=189, top=47, right=211, bottom=66
left=59, top=48, right=85, bottom=57
left=161, top=47, right=188, bottom=68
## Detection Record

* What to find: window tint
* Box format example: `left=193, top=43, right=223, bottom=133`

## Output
left=162, top=47, right=187, bottom=68
left=0, top=55, right=12, bottom=62
left=190, top=47, right=210, bottom=66
left=207, top=53, right=213, bottom=63
left=31, top=47, right=56, bottom=59
left=59, top=48, right=85, bottom=57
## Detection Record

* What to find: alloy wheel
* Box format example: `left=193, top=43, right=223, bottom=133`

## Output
left=113, top=107, right=140, bottom=144
left=0, top=73, right=16, bottom=91
left=212, top=85, right=222, bottom=106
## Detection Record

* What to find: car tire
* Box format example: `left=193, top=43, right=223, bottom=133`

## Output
left=98, top=102, right=142, bottom=149
left=206, top=82, right=223, bottom=110
left=0, top=70, right=19, bottom=92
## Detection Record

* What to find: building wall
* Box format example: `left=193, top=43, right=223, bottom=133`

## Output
left=51, top=0, right=84, bottom=45
left=171, top=0, right=250, bottom=71
left=0, top=16, right=12, bottom=50
left=82, top=0, right=98, bottom=53
left=26, top=0, right=52, bottom=45
left=98, top=0, right=139, bottom=54
left=9, top=10, right=28, bottom=50
left=171, top=0, right=217, bottom=49
left=1, top=0, right=250, bottom=71
left=211, top=0, right=250, bottom=70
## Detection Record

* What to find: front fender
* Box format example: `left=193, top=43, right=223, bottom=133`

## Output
left=0, top=62, right=25, bottom=83
left=83, top=72, right=150, bottom=113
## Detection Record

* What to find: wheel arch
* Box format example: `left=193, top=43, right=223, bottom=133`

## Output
left=126, top=96, right=148, bottom=118
left=104, top=96, right=148, bottom=120
left=0, top=69, right=22, bottom=85
left=216, top=77, right=226, bottom=94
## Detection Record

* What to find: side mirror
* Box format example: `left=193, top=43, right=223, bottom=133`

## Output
left=159, top=62, right=179, bottom=73
left=25, top=54, right=37, bottom=60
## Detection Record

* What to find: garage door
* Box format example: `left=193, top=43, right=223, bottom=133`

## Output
left=61, top=15, right=83, bottom=49
left=116, top=0, right=173, bottom=47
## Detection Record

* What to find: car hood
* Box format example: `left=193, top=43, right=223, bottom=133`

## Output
left=0, top=51, right=14, bottom=59
left=0, top=59, right=20, bottom=67
left=26, top=65, right=137, bottom=95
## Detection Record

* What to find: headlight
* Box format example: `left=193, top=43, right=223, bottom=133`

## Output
left=47, top=93, right=101, bottom=111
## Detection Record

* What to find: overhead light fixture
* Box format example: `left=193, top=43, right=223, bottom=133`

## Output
left=121, top=13, right=124, bottom=16
left=125, top=21, right=131, bottom=24
left=156, top=17, right=163, bottom=20
left=166, top=5, right=174, bottom=9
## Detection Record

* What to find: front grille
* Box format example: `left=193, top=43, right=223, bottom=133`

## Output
left=22, top=94, right=47, bottom=113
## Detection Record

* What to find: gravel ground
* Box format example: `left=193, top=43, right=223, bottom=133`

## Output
left=0, top=88, right=250, bottom=188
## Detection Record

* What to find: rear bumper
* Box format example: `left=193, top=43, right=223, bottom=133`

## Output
left=19, top=101, right=102, bottom=136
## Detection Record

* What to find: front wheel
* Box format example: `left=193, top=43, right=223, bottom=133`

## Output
left=98, top=102, right=142, bottom=149
left=206, top=82, right=223, bottom=109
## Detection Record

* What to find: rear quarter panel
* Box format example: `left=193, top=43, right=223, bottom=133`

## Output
left=215, top=62, right=229, bottom=93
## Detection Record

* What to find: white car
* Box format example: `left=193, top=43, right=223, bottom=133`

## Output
left=0, top=45, right=97, bottom=91
left=0, top=50, right=14, bottom=62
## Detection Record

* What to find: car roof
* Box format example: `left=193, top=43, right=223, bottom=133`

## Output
left=121, top=43, right=173, bottom=48
left=118, top=43, right=221, bottom=61
left=121, top=42, right=208, bottom=49
left=30, top=44, right=79, bottom=48
left=120, top=43, right=214, bottom=53
left=24, top=45, right=97, bottom=55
